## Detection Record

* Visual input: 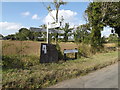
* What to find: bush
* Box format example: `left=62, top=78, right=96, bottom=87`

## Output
left=2, top=55, right=24, bottom=69
left=78, top=43, right=92, bottom=58
left=56, top=43, right=63, bottom=60
left=2, top=55, right=40, bottom=69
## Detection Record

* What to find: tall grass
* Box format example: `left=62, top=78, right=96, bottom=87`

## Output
left=2, top=51, right=118, bottom=88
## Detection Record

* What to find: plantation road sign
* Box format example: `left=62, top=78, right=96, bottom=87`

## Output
left=36, top=22, right=62, bottom=63
left=30, top=27, right=64, bottom=34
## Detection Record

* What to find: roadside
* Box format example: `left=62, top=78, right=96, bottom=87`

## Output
left=2, top=51, right=118, bottom=88
left=49, top=62, right=118, bottom=88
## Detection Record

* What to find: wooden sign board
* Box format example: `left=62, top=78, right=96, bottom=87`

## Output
left=64, top=49, right=78, bottom=54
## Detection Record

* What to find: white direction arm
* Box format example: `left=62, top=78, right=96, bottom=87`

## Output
left=47, top=23, right=60, bottom=29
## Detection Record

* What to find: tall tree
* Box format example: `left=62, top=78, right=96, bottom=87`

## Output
left=47, top=0, right=67, bottom=23
left=86, top=2, right=120, bottom=47
left=101, top=2, right=120, bottom=38
left=85, top=2, right=104, bottom=50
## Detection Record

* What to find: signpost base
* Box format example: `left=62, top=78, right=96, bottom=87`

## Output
left=40, top=43, right=58, bottom=63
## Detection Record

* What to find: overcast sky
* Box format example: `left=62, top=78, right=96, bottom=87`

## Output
left=1, top=2, right=111, bottom=36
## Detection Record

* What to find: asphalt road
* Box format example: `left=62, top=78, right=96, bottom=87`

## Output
left=49, top=62, right=119, bottom=88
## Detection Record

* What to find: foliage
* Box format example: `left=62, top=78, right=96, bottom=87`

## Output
left=16, top=28, right=31, bottom=41
left=78, top=43, right=92, bottom=58
left=101, top=36, right=107, bottom=43
left=85, top=2, right=104, bottom=51
left=4, top=34, right=16, bottom=40
left=47, top=0, right=67, bottom=23
left=2, top=55, right=39, bottom=69
left=62, top=23, right=73, bottom=42
left=5, top=28, right=43, bottom=41
left=2, top=55, right=24, bottom=69
left=86, top=2, right=120, bottom=47
left=46, top=0, right=67, bottom=43
left=74, top=24, right=91, bottom=44
left=100, top=2, right=120, bottom=46
left=56, top=43, right=63, bottom=60
left=108, top=34, right=118, bottom=43
left=101, top=2, right=120, bottom=37
left=31, top=31, right=42, bottom=41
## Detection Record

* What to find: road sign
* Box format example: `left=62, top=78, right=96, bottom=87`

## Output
left=47, top=22, right=61, bottom=44
left=47, top=23, right=60, bottom=29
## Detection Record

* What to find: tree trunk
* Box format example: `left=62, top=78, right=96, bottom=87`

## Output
left=56, top=8, right=59, bottom=23
left=114, top=26, right=120, bottom=46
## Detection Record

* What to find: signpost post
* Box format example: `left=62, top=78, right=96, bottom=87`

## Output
left=47, top=22, right=60, bottom=44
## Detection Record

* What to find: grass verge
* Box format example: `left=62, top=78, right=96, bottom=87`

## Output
left=2, top=51, right=119, bottom=88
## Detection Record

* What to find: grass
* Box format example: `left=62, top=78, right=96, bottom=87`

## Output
left=2, top=40, right=78, bottom=58
left=2, top=51, right=119, bottom=88
left=2, top=40, right=119, bottom=88
left=2, top=40, right=116, bottom=59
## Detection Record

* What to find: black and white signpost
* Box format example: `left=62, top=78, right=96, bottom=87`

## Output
left=40, top=22, right=60, bottom=63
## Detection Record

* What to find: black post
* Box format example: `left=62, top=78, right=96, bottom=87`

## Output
left=64, top=49, right=66, bottom=61
left=75, top=48, right=77, bottom=59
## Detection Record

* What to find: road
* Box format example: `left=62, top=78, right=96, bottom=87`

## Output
left=49, top=62, right=118, bottom=88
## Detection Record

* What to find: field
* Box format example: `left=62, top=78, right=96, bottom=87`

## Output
left=2, top=40, right=78, bottom=56
left=1, top=40, right=119, bottom=88
left=2, top=40, right=116, bottom=57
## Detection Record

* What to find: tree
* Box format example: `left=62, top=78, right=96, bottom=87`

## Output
left=46, top=0, right=67, bottom=43
left=16, top=28, right=31, bottom=41
left=86, top=2, right=120, bottom=47
left=5, top=34, right=16, bottom=40
left=32, top=32, right=42, bottom=41
left=85, top=2, right=104, bottom=50
left=0, top=34, right=3, bottom=40
left=74, top=24, right=90, bottom=43
left=101, top=2, right=120, bottom=37
left=62, top=23, right=73, bottom=42
left=100, top=2, right=120, bottom=46
left=47, top=0, right=67, bottom=23
left=108, top=34, right=118, bottom=43
left=40, top=24, right=47, bottom=29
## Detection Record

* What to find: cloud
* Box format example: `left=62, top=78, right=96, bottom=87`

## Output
left=0, top=22, right=24, bottom=36
left=43, top=9, right=84, bottom=27
left=32, top=14, right=40, bottom=20
left=21, top=11, right=30, bottom=16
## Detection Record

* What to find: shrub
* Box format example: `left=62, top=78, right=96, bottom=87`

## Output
left=56, top=43, right=63, bottom=60
left=78, top=43, right=92, bottom=58
left=2, top=55, right=40, bottom=69
left=2, top=55, right=24, bottom=69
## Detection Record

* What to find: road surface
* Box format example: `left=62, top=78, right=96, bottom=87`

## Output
left=49, top=62, right=118, bottom=88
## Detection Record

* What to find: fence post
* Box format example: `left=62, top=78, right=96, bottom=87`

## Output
left=75, top=48, right=77, bottom=59
left=64, top=49, right=66, bottom=61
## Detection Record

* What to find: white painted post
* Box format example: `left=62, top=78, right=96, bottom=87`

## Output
left=46, top=22, right=61, bottom=44
left=47, top=23, right=49, bottom=44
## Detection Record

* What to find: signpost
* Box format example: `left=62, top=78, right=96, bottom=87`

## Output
left=47, top=22, right=60, bottom=44
left=40, top=22, right=61, bottom=63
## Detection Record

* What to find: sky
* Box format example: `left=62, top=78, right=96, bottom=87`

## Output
left=1, top=2, right=111, bottom=36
